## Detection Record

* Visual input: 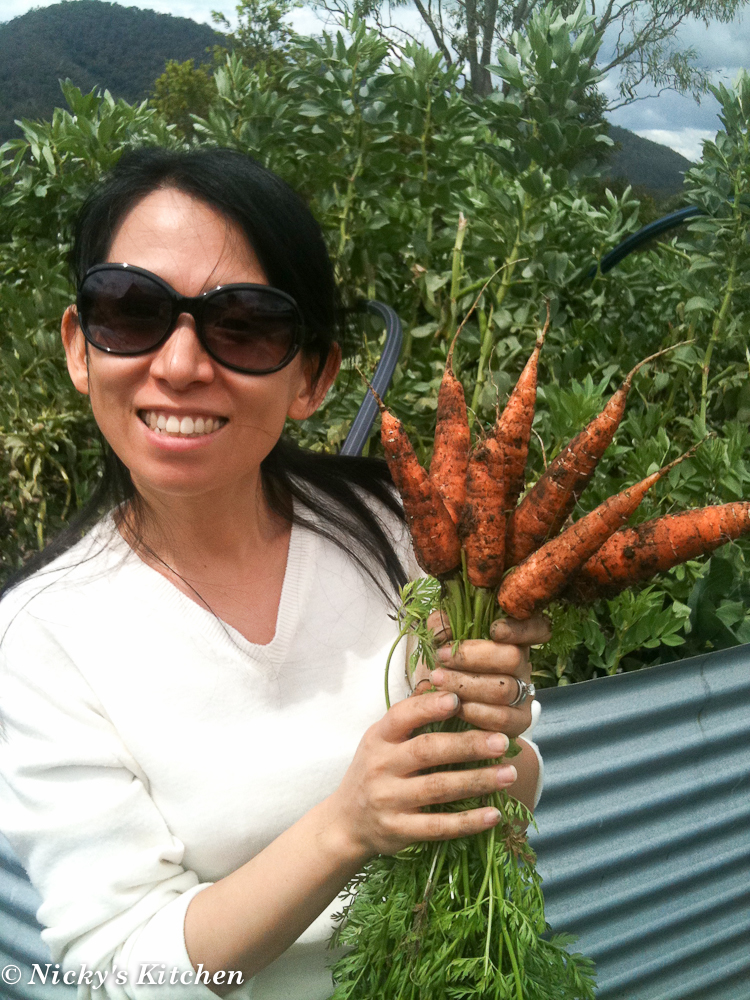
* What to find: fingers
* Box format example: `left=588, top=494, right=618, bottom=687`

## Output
left=428, top=668, right=525, bottom=705
left=427, top=611, right=551, bottom=649
left=401, top=725, right=510, bottom=771
left=340, top=693, right=522, bottom=857
left=435, top=638, right=528, bottom=675
left=454, top=699, right=532, bottom=737
left=398, top=804, right=506, bottom=843
left=426, top=668, right=533, bottom=734
left=377, top=689, right=461, bottom=743
left=490, top=613, right=551, bottom=646
left=409, top=761, right=517, bottom=806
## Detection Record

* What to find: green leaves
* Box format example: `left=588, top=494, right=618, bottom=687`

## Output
left=330, top=573, right=597, bottom=999
left=3, top=7, right=750, bottom=684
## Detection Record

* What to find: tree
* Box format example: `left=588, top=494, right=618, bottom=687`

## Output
left=211, top=0, right=302, bottom=71
left=152, top=59, right=217, bottom=138
left=314, top=0, right=748, bottom=101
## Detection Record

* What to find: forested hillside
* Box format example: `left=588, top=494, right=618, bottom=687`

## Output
left=1, top=0, right=696, bottom=197
left=606, top=124, right=693, bottom=196
left=0, top=0, right=221, bottom=142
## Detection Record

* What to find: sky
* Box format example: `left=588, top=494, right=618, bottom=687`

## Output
left=3, top=0, right=748, bottom=162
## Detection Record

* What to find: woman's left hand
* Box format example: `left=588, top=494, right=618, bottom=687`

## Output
left=413, top=612, right=551, bottom=737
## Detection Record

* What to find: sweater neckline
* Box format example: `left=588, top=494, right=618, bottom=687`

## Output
left=111, top=514, right=315, bottom=667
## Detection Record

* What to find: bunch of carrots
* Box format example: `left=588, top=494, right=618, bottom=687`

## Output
left=382, top=316, right=750, bottom=615
left=329, top=312, right=750, bottom=1000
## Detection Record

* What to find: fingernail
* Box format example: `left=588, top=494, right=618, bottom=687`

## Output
left=487, top=732, right=509, bottom=754
left=437, top=647, right=451, bottom=663
left=497, top=765, right=517, bottom=786
left=440, top=692, right=459, bottom=711
left=429, top=668, right=445, bottom=685
left=484, top=808, right=501, bottom=826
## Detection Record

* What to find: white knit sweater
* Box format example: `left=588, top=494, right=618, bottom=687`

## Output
left=0, top=513, right=542, bottom=1000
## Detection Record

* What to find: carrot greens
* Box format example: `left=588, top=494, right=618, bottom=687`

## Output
left=330, top=573, right=596, bottom=1000
left=330, top=316, right=729, bottom=999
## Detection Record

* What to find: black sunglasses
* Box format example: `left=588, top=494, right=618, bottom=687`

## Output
left=77, top=263, right=304, bottom=375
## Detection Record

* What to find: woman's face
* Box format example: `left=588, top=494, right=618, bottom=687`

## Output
left=62, top=187, right=339, bottom=504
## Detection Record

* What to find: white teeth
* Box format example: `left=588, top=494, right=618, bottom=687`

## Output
left=141, top=411, right=225, bottom=437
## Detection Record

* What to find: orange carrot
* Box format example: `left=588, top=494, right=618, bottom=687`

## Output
left=567, top=502, right=750, bottom=602
left=493, top=308, right=548, bottom=513
left=506, top=345, right=684, bottom=569
left=430, top=354, right=470, bottom=525
left=380, top=407, right=462, bottom=577
left=496, top=452, right=690, bottom=619
left=460, top=437, right=506, bottom=588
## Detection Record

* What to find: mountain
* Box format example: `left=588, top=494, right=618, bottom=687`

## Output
left=604, top=125, right=694, bottom=198
left=0, top=0, right=222, bottom=142
left=0, top=2, right=696, bottom=202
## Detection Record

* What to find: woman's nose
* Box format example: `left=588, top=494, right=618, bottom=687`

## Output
left=148, top=314, right=215, bottom=387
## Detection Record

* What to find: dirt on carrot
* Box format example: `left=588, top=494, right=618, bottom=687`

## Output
left=492, top=308, right=549, bottom=515
left=496, top=452, right=691, bottom=620
left=380, top=407, right=462, bottom=577
left=430, top=359, right=471, bottom=525
left=505, top=344, right=687, bottom=569
left=460, top=437, right=506, bottom=588
left=566, top=501, right=750, bottom=602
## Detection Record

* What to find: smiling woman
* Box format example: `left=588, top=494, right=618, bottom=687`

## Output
left=0, top=147, right=544, bottom=1000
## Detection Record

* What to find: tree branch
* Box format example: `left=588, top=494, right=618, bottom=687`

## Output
left=412, top=0, right=454, bottom=63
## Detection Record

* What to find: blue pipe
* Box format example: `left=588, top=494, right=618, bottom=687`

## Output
left=594, top=205, right=704, bottom=276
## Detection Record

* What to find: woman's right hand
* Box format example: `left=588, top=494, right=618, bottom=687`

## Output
left=329, top=690, right=517, bottom=862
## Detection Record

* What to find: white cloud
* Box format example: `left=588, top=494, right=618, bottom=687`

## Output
left=634, top=127, right=715, bottom=162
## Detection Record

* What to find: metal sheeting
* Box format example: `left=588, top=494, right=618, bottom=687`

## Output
left=0, top=832, right=67, bottom=999
left=1, top=647, right=748, bottom=999
left=531, top=645, right=750, bottom=1000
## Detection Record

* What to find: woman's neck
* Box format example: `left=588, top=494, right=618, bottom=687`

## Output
left=116, top=475, right=294, bottom=644
left=119, top=474, right=288, bottom=581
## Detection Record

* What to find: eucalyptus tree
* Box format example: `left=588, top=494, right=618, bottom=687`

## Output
left=312, top=0, right=748, bottom=100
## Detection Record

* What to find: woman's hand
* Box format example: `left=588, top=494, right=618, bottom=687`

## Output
left=412, top=612, right=551, bottom=736
left=330, top=690, right=517, bottom=861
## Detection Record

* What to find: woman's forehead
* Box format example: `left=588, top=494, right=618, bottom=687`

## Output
left=107, top=187, right=266, bottom=292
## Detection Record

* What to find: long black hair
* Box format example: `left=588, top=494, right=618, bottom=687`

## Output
left=1, top=148, right=407, bottom=602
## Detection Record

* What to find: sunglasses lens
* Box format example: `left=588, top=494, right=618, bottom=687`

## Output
left=203, top=288, right=299, bottom=372
left=80, top=270, right=171, bottom=353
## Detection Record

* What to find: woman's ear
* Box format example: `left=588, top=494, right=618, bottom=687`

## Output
left=61, top=305, right=89, bottom=396
left=288, top=343, right=342, bottom=421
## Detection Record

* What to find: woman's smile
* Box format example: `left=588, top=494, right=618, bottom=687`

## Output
left=138, top=409, right=229, bottom=437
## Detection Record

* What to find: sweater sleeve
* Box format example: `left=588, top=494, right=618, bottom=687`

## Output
left=0, top=608, right=224, bottom=1000
left=518, top=699, right=544, bottom=809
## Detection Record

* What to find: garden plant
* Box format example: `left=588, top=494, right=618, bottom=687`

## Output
left=3, top=5, right=750, bottom=685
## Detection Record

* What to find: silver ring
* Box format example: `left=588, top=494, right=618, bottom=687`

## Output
left=508, top=678, right=535, bottom=707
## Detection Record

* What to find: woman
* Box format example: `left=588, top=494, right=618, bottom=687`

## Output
left=0, top=148, right=547, bottom=1000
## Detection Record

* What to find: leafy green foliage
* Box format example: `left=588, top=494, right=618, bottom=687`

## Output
left=151, top=60, right=217, bottom=140
left=2, top=6, right=750, bottom=685
left=211, top=0, right=302, bottom=72
left=330, top=817, right=596, bottom=998
left=330, top=575, right=597, bottom=998
left=317, top=0, right=748, bottom=106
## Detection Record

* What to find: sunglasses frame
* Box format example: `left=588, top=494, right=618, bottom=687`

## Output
left=76, top=263, right=305, bottom=375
